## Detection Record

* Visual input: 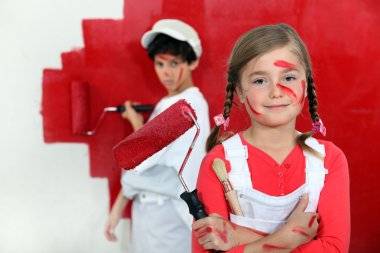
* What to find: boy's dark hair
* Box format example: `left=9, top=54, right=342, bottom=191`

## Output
left=147, top=34, right=197, bottom=64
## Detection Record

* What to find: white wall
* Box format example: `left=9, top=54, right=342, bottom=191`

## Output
left=0, top=0, right=131, bottom=252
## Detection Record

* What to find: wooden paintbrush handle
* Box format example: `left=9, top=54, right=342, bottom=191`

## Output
left=225, top=190, right=244, bottom=216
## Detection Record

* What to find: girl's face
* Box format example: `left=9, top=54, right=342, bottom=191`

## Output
left=154, top=54, right=198, bottom=96
left=238, top=46, right=307, bottom=128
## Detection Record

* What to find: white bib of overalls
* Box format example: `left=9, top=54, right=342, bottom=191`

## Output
left=222, top=134, right=328, bottom=234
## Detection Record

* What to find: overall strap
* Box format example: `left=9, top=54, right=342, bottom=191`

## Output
left=222, top=134, right=251, bottom=191
left=303, top=137, right=328, bottom=212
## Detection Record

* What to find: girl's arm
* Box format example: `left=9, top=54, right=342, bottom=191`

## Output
left=193, top=195, right=318, bottom=253
left=292, top=143, right=350, bottom=252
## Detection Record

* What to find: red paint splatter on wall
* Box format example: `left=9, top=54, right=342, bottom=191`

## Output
left=40, top=2, right=380, bottom=251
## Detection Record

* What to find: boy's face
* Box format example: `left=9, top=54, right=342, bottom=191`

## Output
left=153, top=54, right=198, bottom=96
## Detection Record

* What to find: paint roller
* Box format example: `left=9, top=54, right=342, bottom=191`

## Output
left=71, top=81, right=154, bottom=135
left=113, top=99, right=208, bottom=220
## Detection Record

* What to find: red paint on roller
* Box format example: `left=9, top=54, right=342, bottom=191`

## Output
left=274, top=60, right=296, bottom=68
left=246, top=97, right=261, bottom=115
left=276, top=83, right=297, bottom=100
left=308, top=215, right=317, bottom=228
left=292, top=228, right=309, bottom=237
left=113, top=99, right=196, bottom=169
left=71, top=81, right=90, bottom=134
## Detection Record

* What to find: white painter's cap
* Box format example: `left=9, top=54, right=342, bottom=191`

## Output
left=141, top=19, right=202, bottom=58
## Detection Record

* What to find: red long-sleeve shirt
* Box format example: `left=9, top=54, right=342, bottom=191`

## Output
left=193, top=135, right=350, bottom=253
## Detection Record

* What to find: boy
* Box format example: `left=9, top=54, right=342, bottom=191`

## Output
left=104, top=19, right=210, bottom=253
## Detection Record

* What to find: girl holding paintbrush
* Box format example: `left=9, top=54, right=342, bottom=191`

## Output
left=192, top=23, right=350, bottom=252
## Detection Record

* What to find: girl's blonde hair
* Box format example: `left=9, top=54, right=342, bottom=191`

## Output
left=206, top=23, right=321, bottom=157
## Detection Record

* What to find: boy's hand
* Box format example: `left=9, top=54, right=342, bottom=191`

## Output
left=122, top=100, right=144, bottom=131
left=285, top=194, right=319, bottom=246
left=193, top=213, right=239, bottom=251
left=104, top=211, right=122, bottom=242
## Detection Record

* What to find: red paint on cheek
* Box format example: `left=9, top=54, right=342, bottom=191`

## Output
left=274, top=60, right=296, bottom=68
left=298, top=80, right=306, bottom=105
left=177, top=67, right=183, bottom=83
left=246, top=97, right=261, bottom=115
left=262, top=244, right=289, bottom=250
left=276, top=83, right=297, bottom=100
left=292, top=228, right=309, bottom=237
left=308, top=215, right=317, bottom=228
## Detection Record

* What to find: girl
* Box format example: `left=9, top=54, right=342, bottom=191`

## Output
left=192, top=23, right=350, bottom=252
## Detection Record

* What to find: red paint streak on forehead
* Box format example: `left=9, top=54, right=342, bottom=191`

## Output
left=246, top=97, right=261, bottom=115
left=263, top=244, right=289, bottom=250
left=298, top=80, right=306, bottom=105
left=276, top=83, right=297, bottom=100
left=292, top=228, right=309, bottom=237
left=156, top=54, right=172, bottom=61
left=177, top=67, right=183, bottom=83
left=274, top=60, right=296, bottom=68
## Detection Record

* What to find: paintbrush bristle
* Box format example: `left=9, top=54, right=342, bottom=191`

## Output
left=212, top=158, right=228, bottom=182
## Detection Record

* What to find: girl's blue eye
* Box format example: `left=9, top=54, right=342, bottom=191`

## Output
left=171, top=61, right=179, bottom=67
left=284, top=76, right=296, bottom=82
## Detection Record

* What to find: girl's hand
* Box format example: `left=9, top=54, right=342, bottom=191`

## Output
left=121, top=101, right=144, bottom=131
left=285, top=194, right=319, bottom=246
left=193, top=213, right=240, bottom=251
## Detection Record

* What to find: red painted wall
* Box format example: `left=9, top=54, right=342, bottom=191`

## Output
left=42, top=0, right=380, bottom=252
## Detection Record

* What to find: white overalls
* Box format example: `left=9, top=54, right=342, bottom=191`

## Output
left=222, top=134, right=328, bottom=234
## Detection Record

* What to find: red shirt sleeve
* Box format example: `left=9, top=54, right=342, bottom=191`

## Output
left=192, top=145, right=246, bottom=253
left=293, top=141, right=351, bottom=252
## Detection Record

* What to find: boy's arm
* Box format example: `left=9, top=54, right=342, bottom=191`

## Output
left=121, top=100, right=144, bottom=131
left=104, top=190, right=129, bottom=242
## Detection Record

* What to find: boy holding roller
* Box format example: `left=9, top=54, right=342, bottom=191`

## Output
left=104, top=19, right=210, bottom=253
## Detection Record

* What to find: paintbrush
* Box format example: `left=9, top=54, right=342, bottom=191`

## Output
left=212, top=158, right=244, bottom=216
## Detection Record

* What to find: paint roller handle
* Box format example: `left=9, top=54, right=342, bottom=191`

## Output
left=116, top=104, right=154, bottom=112
left=180, top=189, right=208, bottom=220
